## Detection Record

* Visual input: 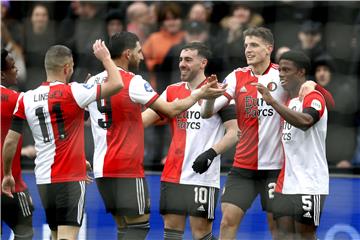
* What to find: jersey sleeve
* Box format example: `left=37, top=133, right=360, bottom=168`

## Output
left=314, top=84, right=335, bottom=110
left=302, top=91, right=326, bottom=118
left=129, top=75, right=159, bottom=107
left=222, top=70, right=236, bottom=101
left=13, top=94, right=26, bottom=119
left=70, top=82, right=101, bottom=108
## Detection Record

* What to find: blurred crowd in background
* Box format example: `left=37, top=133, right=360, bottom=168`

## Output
left=1, top=1, right=360, bottom=170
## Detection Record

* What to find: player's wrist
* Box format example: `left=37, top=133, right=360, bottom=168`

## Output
left=191, top=89, right=202, bottom=101
left=207, top=148, right=218, bottom=159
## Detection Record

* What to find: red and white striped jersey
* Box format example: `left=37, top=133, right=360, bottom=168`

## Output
left=276, top=91, right=329, bottom=195
left=13, top=81, right=100, bottom=184
left=160, top=81, right=225, bottom=188
left=223, top=63, right=287, bottom=170
left=87, top=68, right=159, bottom=178
left=1, top=86, right=27, bottom=192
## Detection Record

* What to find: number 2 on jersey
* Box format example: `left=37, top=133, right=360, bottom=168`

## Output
left=97, top=98, right=112, bottom=128
left=35, top=103, right=66, bottom=143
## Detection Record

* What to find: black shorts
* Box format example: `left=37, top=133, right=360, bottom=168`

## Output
left=221, top=167, right=280, bottom=212
left=160, top=182, right=219, bottom=220
left=1, top=189, right=34, bottom=235
left=96, top=177, right=150, bottom=216
left=37, top=181, right=86, bottom=231
left=273, top=193, right=326, bottom=226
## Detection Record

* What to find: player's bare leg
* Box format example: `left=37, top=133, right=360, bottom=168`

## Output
left=122, top=214, right=150, bottom=240
left=219, top=203, right=244, bottom=240
left=189, top=216, right=214, bottom=240
left=163, top=214, right=186, bottom=240
left=57, top=225, right=80, bottom=240
left=295, top=221, right=317, bottom=240
left=113, top=215, right=126, bottom=239
left=275, top=216, right=295, bottom=240
left=267, top=212, right=278, bottom=239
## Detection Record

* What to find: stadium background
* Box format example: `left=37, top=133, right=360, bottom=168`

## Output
left=1, top=1, right=360, bottom=239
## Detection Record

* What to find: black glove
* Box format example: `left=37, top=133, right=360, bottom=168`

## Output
left=192, top=148, right=218, bottom=174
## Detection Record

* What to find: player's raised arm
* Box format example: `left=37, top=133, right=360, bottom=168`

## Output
left=92, top=39, right=124, bottom=99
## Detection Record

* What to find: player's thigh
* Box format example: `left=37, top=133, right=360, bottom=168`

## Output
left=258, top=170, right=280, bottom=212
left=1, top=190, right=34, bottom=237
left=160, top=182, right=219, bottom=220
left=221, top=169, right=258, bottom=213
left=294, top=194, right=326, bottom=228
left=37, top=181, right=86, bottom=230
left=96, top=177, right=150, bottom=217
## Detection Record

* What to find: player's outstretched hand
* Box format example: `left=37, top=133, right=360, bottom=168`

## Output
left=299, top=80, right=317, bottom=102
left=192, top=148, right=218, bottom=174
left=251, top=82, right=275, bottom=105
left=93, top=39, right=111, bottom=62
left=2, top=175, right=15, bottom=198
left=199, top=74, right=227, bottom=100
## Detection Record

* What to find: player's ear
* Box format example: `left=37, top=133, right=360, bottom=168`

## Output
left=201, top=58, right=208, bottom=69
left=1, top=71, right=6, bottom=81
left=123, top=49, right=131, bottom=60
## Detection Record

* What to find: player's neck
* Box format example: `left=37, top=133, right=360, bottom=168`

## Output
left=251, top=59, right=271, bottom=76
left=187, top=73, right=206, bottom=90
left=114, top=58, right=128, bottom=71
left=46, top=74, right=66, bottom=84
left=289, top=85, right=301, bottom=99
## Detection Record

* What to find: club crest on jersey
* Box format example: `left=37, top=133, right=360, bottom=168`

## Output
left=267, top=82, right=277, bottom=92
left=144, top=82, right=154, bottom=92
left=82, top=83, right=94, bottom=89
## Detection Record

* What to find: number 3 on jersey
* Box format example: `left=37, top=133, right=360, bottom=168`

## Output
left=97, top=98, right=112, bottom=129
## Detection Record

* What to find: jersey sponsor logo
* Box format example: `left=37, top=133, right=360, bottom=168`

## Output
left=282, top=121, right=293, bottom=141
left=240, top=86, right=247, bottom=93
left=311, top=99, right=322, bottom=111
left=144, top=82, right=154, bottom=92
left=267, top=81, right=278, bottom=92
left=176, top=110, right=201, bottom=129
left=33, top=90, right=63, bottom=102
left=244, top=96, right=274, bottom=118
left=82, top=83, right=95, bottom=90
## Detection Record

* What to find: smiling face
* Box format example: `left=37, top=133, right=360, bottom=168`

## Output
left=178, top=49, right=206, bottom=82
left=278, top=59, right=304, bottom=92
left=244, top=36, right=272, bottom=67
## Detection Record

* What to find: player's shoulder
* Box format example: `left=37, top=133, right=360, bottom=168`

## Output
left=167, top=82, right=186, bottom=89
left=233, top=66, right=252, bottom=73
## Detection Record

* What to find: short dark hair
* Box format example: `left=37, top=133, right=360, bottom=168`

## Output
left=1, top=49, right=9, bottom=70
left=44, top=45, right=73, bottom=73
left=279, top=50, right=311, bottom=75
left=181, top=42, right=212, bottom=60
left=244, top=27, right=274, bottom=46
left=109, top=31, right=139, bottom=59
